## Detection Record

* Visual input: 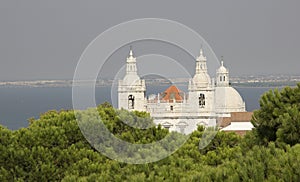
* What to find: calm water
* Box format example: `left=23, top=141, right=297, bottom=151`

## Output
left=0, top=86, right=271, bottom=130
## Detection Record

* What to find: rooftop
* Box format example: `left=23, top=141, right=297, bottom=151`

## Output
left=161, top=85, right=183, bottom=102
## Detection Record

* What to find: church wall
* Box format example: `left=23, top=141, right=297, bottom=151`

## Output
left=118, top=91, right=145, bottom=111
left=188, top=89, right=215, bottom=114
left=153, top=117, right=216, bottom=134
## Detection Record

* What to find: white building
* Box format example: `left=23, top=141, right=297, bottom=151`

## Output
left=118, top=48, right=246, bottom=134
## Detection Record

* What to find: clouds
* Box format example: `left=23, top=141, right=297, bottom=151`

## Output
left=0, top=1, right=299, bottom=80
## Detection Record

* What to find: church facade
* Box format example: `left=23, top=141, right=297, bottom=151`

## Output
left=118, top=48, right=246, bottom=134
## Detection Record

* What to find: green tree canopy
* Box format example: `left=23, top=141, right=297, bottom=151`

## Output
left=1, top=86, right=300, bottom=181
left=252, top=83, right=300, bottom=146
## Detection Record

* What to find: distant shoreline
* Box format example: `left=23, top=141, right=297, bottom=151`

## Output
left=0, top=84, right=297, bottom=89
left=0, top=78, right=298, bottom=88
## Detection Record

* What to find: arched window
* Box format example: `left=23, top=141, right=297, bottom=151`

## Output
left=199, top=93, right=205, bottom=107
left=176, top=121, right=188, bottom=134
left=162, top=122, right=173, bottom=130
left=223, top=76, right=226, bottom=81
left=220, top=76, right=222, bottom=81
left=128, top=95, right=135, bottom=109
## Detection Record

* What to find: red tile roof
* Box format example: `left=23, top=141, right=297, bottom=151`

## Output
left=161, top=85, right=183, bottom=102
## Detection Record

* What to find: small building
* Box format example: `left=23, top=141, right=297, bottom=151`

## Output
left=219, top=112, right=254, bottom=135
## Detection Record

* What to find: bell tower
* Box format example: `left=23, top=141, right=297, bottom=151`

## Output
left=188, top=48, right=215, bottom=114
left=189, top=48, right=211, bottom=89
left=118, top=47, right=146, bottom=111
left=216, top=58, right=229, bottom=87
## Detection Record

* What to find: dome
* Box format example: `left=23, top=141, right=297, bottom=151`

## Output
left=192, top=72, right=211, bottom=87
left=217, top=66, right=228, bottom=73
left=216, top=61, right=228, bottom=74
left=122, top=74, right=141, bottom=86
left=215, top=87, right=245, bottom=112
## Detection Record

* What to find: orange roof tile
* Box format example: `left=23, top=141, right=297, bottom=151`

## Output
left=161, top=85, right=183, bottom=102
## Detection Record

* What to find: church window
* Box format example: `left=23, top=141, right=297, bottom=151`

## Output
left=162, top=122, right=173, bottom=130
left=176, top=121, right=188, bottom=134
left=128, top=95, right=135, bottom=109
left=223, top=76, right=226, bottom=81
left=170, top=105, right=173, bottom=111
left=199, top=93, right=205, bottom=107
left=220, top=76, right=222, bottom=81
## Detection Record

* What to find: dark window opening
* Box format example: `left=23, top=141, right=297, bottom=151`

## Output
left=199, top=93, right=205, bottom=107
left=128, top=95, right=135, bottom=109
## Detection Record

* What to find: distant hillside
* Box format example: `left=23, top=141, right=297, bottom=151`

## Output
left=0, top=74, right=299, bottom=88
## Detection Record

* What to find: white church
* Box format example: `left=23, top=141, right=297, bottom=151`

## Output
left=118, top=48, right=247, bottom=134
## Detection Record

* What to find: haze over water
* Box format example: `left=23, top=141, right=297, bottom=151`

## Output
left=0, top=86, right=270, bottom=130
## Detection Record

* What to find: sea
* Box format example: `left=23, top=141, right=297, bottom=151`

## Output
left=0, top=86, right=272, bottom=130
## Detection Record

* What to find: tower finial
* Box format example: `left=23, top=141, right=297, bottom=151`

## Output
left=129, top=46, right=133, bottom=57
left=221, top=56, right=224, bottom=66
left=200, top=47, right=203, bottom=56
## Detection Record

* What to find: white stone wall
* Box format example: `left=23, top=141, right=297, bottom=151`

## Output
left=118, top=91, right=146, bottom=111
left=118, top=79, right=146, bottom=111
left=187, top=89, right=215, bottom=114
left=153, top=117, right=216, bottom=134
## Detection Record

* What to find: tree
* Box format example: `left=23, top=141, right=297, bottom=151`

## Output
left=252, top=83, right=300, bottom=146
left=2, top=98, right=300, bottom=181
left=276, top=105, right=300, bottom=146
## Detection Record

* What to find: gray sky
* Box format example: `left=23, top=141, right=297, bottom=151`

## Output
left=0, top=0, right=299, bottom=81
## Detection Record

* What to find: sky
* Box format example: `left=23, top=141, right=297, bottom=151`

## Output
left=0, top=0, right=299, bottom=81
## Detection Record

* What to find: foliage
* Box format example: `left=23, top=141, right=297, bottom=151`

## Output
left=1, top=86, right=300, bottom=181
left=252, top=83, right=300, bottom=146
